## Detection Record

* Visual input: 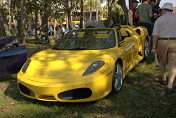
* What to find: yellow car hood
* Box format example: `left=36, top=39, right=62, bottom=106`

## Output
left=24, top=49, right=113, bottom=83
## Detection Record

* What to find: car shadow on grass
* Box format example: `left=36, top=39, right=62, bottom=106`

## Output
left=0, top=75, right=16, bottom=82
left=3, top=69, right=176, bottom=117
left=144, top=52, right=156, bottom=65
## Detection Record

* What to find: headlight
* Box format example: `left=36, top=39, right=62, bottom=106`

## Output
left=22, top=59, right=31, bottom=73
left=82, top=61, right=105, bottom=76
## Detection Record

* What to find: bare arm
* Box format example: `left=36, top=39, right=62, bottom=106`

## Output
left=128, top=10, right=133, bottom=26
left=152, top=35, right=158, bottom=54
left=153, top=35, right=158, bottom=49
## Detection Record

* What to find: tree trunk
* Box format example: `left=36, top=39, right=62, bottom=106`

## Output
left=96, top=0, right=98, bottom=21
left=67, top=11, right=72, bottom=30
left=71, top=10, right=73, bottom=26
left=66, top=0, right=72, bottom=30
left=38, top=10, right=41, bottom=26
left=34, top=0, right=38, bottom=40
left=17, top=0, right=27, bottom=43
left=79, top=0, right=83, bottom=29
left=129, top=0, right=132, bottom=8
left=66, top=15, right=68, bottom=29
left=106, top=0, right=115, bottom=27
left=41, top=0, right=51, bottom=36
left=117, top=0, right=129, bottom=25
left=8, top=0, right=12, bottom=30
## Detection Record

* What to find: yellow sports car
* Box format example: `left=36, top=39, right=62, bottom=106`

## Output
left=17, top=26, right=150, bottom=102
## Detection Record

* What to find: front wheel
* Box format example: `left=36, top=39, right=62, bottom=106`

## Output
left=112, top=62, right=123, bottom=93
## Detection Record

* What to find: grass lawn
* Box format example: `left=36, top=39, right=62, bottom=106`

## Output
left=0, top=44, right=176, bottom=118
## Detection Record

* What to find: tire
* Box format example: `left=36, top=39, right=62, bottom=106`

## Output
left=112, top=62, right=123, bottom=93
left=143, top=39, right=150, bottom=60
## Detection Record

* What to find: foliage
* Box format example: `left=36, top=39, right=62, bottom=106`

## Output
left=84, top=0, right=101, bottom=11
left=104, top=1, right=125, bottom=27
left=0, top=0, right=130, bottom=40
left=112, top=4, right=125, bottom=25
left=102, top=4, right=108, bottom=18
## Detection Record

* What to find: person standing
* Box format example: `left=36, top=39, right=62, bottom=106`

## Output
left=136, top=0, right=153, bottom=38
left=149, top=0, right=160, bottom=45
left=49, top=26, right=54, bottom=36
left=62, top=25, right=65, bottom=36
left=128, top=0, right=139, bottom=26
left=152, top=3, right=176, bottom=94
left=150, top=0, right=160, bottom=23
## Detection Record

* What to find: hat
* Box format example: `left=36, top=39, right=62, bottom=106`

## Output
left=160, top=3, right=173, bottom=11
left=132, top=0, right=139, bottom=3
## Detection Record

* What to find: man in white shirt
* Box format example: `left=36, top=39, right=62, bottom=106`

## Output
left=152, top=3, right=176, bottom=94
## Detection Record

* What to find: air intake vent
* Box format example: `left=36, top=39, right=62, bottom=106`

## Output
left=58, top=88, right=92, bottom=100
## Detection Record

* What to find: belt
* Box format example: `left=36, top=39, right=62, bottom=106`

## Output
left=159, top=38, right=176, bottom=40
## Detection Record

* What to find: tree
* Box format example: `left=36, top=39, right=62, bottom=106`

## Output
left=84, top=0, right=95, bottom=21
left=96, top=0, right=103, bottom=20
left=105, top=0, right=116, bottom=27
left=102, top=4, right=108, bottom=18
left=16, top=0, right=27, bottom=43
left=40, top=0, right=52, bottom=35
left=117, top=0, right=128, bottom=25
left=105, top=0, right=129, bottom=27
left=65, top=0, right=73, bottom=30
left=80, top=0, right=83, bottom=29
left=8, top=0, right=12, bottom=30
left=0, top=0, right=11, bottom=37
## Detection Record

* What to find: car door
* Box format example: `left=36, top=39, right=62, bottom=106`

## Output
left=0, top=46, right=27, bottom=77
left=117, top=28, right=136, bottom=74
left=125, top=29, right=140, bottom=63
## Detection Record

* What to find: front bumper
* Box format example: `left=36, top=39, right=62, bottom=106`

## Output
left=17, top=71, right=113, bottom=102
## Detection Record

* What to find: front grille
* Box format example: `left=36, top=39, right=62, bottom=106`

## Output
left=18, top=83, right=34, bottom=97
left=37, top=95, right=56, bottom=101
left=58, top=88, right=92, bottom=100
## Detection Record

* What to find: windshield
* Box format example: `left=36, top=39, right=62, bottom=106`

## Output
left=53, top=29, right=116, bottom=50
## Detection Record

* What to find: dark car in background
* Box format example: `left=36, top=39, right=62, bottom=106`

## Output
left=0, top=36, right=19, bottom=51
left=0, top=36, right=27, bottom=77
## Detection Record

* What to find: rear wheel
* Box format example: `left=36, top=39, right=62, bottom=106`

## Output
left=143, top=39, right=150, bottom=60
left=112, top=62, right=123, bottom=93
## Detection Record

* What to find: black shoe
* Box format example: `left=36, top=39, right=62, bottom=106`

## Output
left=159, top=78, right=167, bottom=85
left=166, top=87, right=176, bottom=94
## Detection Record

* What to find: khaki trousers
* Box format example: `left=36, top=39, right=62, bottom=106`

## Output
left=157, top=40, right=176, bottom=65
